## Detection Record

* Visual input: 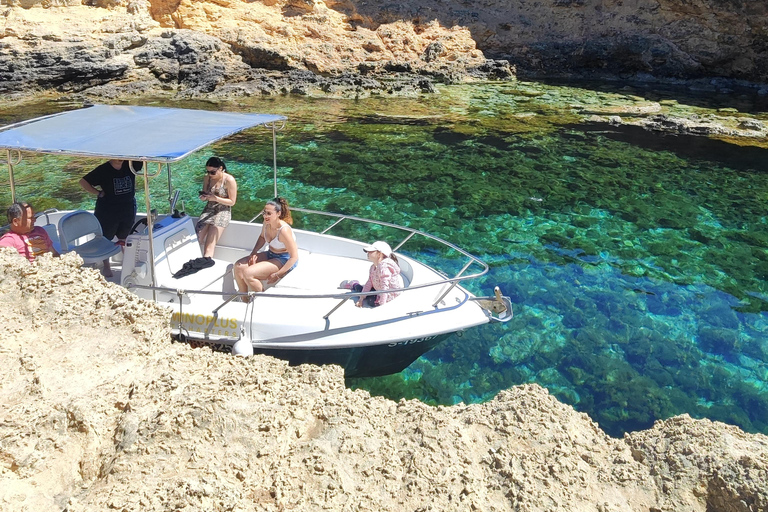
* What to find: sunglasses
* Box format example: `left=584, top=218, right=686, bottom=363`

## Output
left=206, top=169, right=218, bottom=175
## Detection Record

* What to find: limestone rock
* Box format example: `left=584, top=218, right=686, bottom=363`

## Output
left=1, top=0, right=763, bottom=100
left=0, top=244, right=766, bottom=511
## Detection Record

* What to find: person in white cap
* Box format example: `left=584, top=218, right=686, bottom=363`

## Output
left=341, top=240, right=404, bottom=307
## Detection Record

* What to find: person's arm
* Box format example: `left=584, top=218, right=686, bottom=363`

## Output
left=247, top=231, right=266, bottom=265
left=0, top=234, right=30, bottom=262
left=0, top=234, right=19, bottom=251
left=41, top=229, right=59, bottom=257
left=199, top=175, right=210, bottom=200
left=212, top=175, right=237, bottom=207
left=361, top=269, right=373, bottom=293
left=375, top=261, right=400, bottom=305
left=225, top=176, right=238, bottom=206
left=268, top=225, right=298, bottom=282
left=203, top=175, right=237, bottom=206
left=79, top=178, right=104, bottom=199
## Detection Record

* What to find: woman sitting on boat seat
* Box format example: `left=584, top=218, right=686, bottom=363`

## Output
left=233, top=197, right=298, bottom=297
left=196, top=157, right=237, bottom=259
left=341, top=240, right=403, bottom=308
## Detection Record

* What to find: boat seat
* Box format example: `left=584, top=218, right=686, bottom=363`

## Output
left=273, top=250, right=412, bottom=293
left=273, top=251, right=371, bottom=295
left=57, top=210, right=121, bottom=264
left=257, top=248, right=311, bottom=292
left=398, top=258, right=413, bottom=288
left=41, top=223, right=62, bottom=254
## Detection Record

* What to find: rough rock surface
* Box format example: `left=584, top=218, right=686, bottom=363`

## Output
left=0, top=0, right=511, bottom=99
left=1, top=0, right=765, bottom=100
left=1, top=249, right=767, bottom=511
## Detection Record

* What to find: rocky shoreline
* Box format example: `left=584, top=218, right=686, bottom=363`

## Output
left=2, top=1, right=767, bottom=102
left=2, top=3, right=767, bottom=509
left=1, top=250, right=767, bottom=511
left=0, top=2, right=514, bottom=100
left=2, top=1, right=767, bottom=149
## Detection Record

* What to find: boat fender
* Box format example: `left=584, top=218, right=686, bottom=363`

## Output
left=232, top=338, right=254, bottom=357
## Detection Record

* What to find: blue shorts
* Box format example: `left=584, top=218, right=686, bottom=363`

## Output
left=267, top=250, right=297, bottom=273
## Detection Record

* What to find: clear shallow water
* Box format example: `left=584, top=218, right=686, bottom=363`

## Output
left=2, top=83, right=767, bottom=437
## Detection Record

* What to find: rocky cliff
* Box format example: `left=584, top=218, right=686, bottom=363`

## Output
left=0, top=0, right=764, bottom=99
left=1, top=246, right=767, bottom=511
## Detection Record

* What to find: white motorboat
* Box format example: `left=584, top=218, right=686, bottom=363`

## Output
left=0, top=105, right=512, bottom=377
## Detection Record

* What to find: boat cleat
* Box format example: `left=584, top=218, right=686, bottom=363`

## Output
left=471, top=286, right=513, bottom=322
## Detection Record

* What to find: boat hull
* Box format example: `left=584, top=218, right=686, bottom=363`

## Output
left=5, top=105, right=513, bottom=381
left=39, top=211, right=507, bottom=378
left=251, top=333, right=450, bottom=377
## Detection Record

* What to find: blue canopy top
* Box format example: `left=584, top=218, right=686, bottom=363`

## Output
left=0, top=104, right=286, bottom=162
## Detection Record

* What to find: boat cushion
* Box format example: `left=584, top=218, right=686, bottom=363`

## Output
left=155, top=227, right=230, bottom=291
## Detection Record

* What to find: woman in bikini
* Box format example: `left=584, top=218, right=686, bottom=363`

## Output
left=196, top=157, right=237, bottom=258
left=233, top=197, right=298, bottom=296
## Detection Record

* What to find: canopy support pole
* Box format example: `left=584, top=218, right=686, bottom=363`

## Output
left=6, top=149, right=22, bottom=204
left=166, top=163, right=173, bottom=213
left=272, top=123, right=278, bottom=198
left=140, top=162, right=159, bottom=302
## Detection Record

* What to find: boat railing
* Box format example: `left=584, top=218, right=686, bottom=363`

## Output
left=128, top=256, right=482, bottom=322
left=252, top=206, right=487, bottom=273
left=129, top=207, right=490, bottom=324
left=7, top=205, right=487, bottom=318
left=126, top=279, right=466, bottom=323
left=251, top=205, right=489, bottom=297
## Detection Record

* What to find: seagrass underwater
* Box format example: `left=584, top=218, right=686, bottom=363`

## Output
left=1, top=81, right=767, bottom=438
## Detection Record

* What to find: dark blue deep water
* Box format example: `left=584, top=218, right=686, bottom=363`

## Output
left=2, top=82, right=767, bottom=437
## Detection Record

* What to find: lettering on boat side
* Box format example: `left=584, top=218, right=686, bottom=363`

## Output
left=171, top=312, right=239, bottom=337
left=387, top=335, right=437, bottom=347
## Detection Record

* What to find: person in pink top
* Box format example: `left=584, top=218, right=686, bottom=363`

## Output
left=342, top=240, right=404, bottom=308
left=0, top=201, right=58, bottom=263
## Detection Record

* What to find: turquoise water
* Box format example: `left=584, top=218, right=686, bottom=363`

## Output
left=1, top=83, right=767, bottom=437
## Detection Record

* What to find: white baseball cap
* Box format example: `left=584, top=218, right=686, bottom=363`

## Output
left=363, top=241, right=393, bottom=257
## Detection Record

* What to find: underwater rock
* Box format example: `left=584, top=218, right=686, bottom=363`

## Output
left=646, top=294, right=682, bottom=317
left=700, top=303, right=740, bottom=330
left=561, top=309, right=588, bottom=328
left=697, top=326, right=740, bottom=357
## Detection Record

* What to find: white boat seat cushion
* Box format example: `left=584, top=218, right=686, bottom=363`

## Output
left=274, top=251, right=363, bottom=293
left=274, top=250, right=411, bottom=292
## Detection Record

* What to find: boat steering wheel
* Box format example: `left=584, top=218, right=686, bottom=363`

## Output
left=129, top=218, right=148, bottom=235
